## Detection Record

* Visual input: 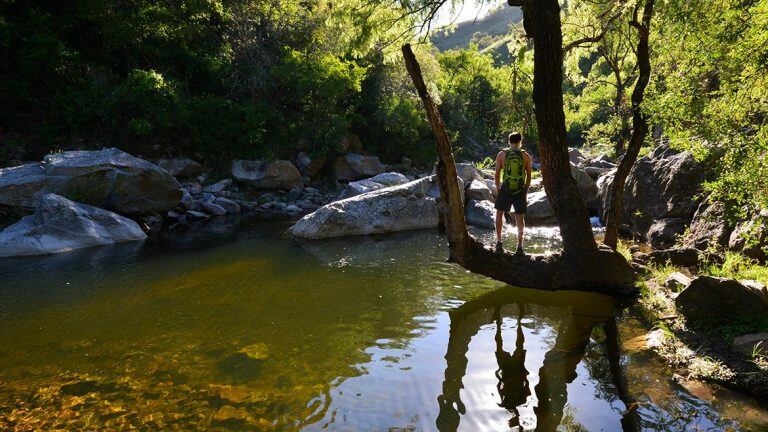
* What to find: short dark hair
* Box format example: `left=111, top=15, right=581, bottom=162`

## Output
left=508, top=132, right=522, bottom=145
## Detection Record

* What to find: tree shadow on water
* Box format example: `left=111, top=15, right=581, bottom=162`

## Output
left=435, top=287, right=640, bottom=432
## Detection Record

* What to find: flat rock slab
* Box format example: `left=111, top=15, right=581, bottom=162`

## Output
left=0, top=194, right=146, bottom=258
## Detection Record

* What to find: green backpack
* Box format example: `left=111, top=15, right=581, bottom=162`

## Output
left=501, top=148, right=526, bottom=193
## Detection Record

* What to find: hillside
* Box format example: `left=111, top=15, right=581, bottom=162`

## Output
left=430, top=6, right=522, bottom=51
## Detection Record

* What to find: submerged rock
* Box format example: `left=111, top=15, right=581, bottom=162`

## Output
left=288, top=176, right=440, bottom=239
left=0, top=194, right=146, bottom=258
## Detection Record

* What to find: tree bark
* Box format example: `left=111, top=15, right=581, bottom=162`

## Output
left=402, top=44, right=636, bottom=295
left=604, top=0, right=655, bottom=250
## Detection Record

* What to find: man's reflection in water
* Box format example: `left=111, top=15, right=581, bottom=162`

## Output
left=493, top=305, right=530, bottom=428
left=436, top=288, right=638, bottom=432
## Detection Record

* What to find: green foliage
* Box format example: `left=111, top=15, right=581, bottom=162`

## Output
left=703, top=252, right=768, bottom=286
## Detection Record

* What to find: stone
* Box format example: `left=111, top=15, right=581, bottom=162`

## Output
left=665, top=271, right=692, bottom=292
left=685, top=201, right=732, bottom=250
left=213, top=197, right=241, bottom=215
left=288, top=176, right=440, bottom=239
left=728, top=212, right=768, bottom=262
left=0, top=194, right=146, bottom=258
left=202, top=179, right=233, bottom=194
left=295, top=152, right=326, bottom=177
left=454, top=163, right=484, bottom=183
left=568, top=148, right=585, bottom=164
left=675, top=276, right=768, bottom=322
left=156, top=158, right=202, bottom=178
left=179, top=188, right=194, bottom=209
left=401, top=157, right=412, bottom=169
left=368, top=172, right=409, bottom=186
left=200, top=201, right=227, bottom=216
left=333, top=154, right=386, bottom=181
left=338, top=172, right=409, bottom=200
left=647, top=247, right=702, bottom=267
left=187, top=182, right=203, bottom=195
left=285, top=204, right=301, bottom=213
left=0, top=163, right=62, bottom=208
left=526, top=191, right=557, bottom=225
left=647, top=217, right=690, bottom=249
left=732, top=333, right=768, bottom=356
left=465, top=179, right=493, bottom=202
left=465, top=199, right=496, bottom=229
left=335, top=133, right=363, bottom=153
left=570, top=164, right=599, bottom=204
left=185, top=210, right=209, bottom=220
left=608, top=145, right=707, bottom=242
left=584, top=166, right=612, bottom=180
left=231, top=160, right=302, bottom=190
left=484, top=179, right=498, bottom=199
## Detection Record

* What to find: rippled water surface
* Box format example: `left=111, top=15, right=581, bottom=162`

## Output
left=0, top=217, right=766, bottom=431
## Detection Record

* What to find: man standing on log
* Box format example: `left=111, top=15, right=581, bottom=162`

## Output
left=494, top=132, right=532, bottom=255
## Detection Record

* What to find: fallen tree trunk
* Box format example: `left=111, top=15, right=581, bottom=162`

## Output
left=402, top=44, right=636, bottom=295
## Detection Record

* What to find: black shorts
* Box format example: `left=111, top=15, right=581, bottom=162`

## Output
left=495, top=184, right=527, bottom=214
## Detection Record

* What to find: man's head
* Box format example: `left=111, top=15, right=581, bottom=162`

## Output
left=508, top=132, right=523, bottom=148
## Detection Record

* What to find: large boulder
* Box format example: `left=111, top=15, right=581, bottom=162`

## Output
left=15, top=148, right=182, bottom=216
left=231, top=160, right=302, bottom=190
left=0, top=194, right=146, bottom=258
left=647, top=217, right=690, bottom=249
left=288, top=176, right=440, bottom=239
left=684, top=201, right=733, bottom=250
left=675, top=276, right=768, bottom=322
left=728, top=210, right=768, bottom=262
left=337, top=172, right=409, bottom=200
left=465, top=179, right=493, bottom=202
left=526, top=191, right=557, bottom=225
left=465, top=199, right=496, bottom=229
left=333, top=153, right=386, bottom=181
left=570, top=164, right=598, bottom=204
left=568, top=148, right=585, bottom=164
left=156, top=158, right=202, bottom=178
left=455, top=163, right=484, bottom=183
left=617, top=145, right=707, bottom=241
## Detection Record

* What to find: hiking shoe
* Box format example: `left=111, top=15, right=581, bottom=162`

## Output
left=496, top=241, right=504, bottom=253
left=515, top=244, right=525, bottom=256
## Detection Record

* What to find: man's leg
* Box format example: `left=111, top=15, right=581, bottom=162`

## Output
left=515, top=213, right=525, bottom=248
left=495, top=210, right=504, bottom=243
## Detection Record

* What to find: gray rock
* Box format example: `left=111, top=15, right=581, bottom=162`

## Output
left=665, top=271, right=692, bottom=292
left=526, top=191, right=557, bottom=225
left=368, top=172, right=409, bottom=186
left=295, top=152, right=326, bottom=177
left=675, top=276, right=768, bottom=322
left=232, top=160, right=302, bottom=190
left=584, top=166, right=612, bottom=180
left=570, top=164, right=598, bottom=204
left=200, top=201, right=227, bottom=216
left=186, top=210, right=209, bottom=220
left=466, top=179, right=493, bottom=202
left=484, top=179, right=498, bottom=199
left=203, top=179, right=233, bottom=194
left=288, top=176, right=440, bottom=239
left=647, top=247, right=703, bottom=267
left=339, top=172, right=410, bottom=200
left=454, top=163, right=484, bottom=184
left=0, top=163, right=58, bottom=208
left=465, top=199, right=496, bottom=229
left=213, top=197, right=241, bottom=215
left=179, top=188, right=194, bottom=210
left=732, top=333, right=768, bottom=356
left=568, top=148, right=585, bottom=164
left=0, top=194, right=146, bottom=258
left=187, top=182, right=203, bottom=195
left=647, top=217, right=690, bottom=249
left=333, top=153, right=386, bottom=181
left=684, top=201, right=732, bottom=250
left=156, top=158, right=202, bottom=178
left=285, top=204, right=301, bottom=213
left=728, top=211, right=768, bottom=262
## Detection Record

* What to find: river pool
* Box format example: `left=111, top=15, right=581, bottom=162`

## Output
left=0, top=217, right=766, bottom=431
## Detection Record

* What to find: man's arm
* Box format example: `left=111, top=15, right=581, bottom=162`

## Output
left=494, top=151, right=505, bottom=191
left=524, top=153, right=532, bottom=190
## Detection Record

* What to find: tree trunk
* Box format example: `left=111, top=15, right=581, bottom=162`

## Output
left=604, top=0, right=655, bottom=250
left=525, top=0, right=598, bottom=257
left=402, top=45, right=636, bottom=295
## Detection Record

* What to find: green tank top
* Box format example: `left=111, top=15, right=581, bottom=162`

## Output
left=501, top=148, right=526, bottom=193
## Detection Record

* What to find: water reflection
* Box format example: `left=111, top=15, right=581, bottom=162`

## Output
left=436, top=287, right=639, bottom=432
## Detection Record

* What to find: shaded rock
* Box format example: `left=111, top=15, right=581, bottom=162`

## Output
left=0, top=194, right=146, bottom=258
left=684, top=201, right=732, bottom=250
left=569, top=148, right=585, bottom=164
left=647, top=247, right=702, bottom=267
left=231, top=160, right=302, bottom=190
left=285, top=204, right=301, bottom=213
left=455, top=163, right=483, bottom=183
left=465, top=199, right=496, bottom=229
left=333, top=153, right=386, bottom=181
left=584, top=166, right=611, bottom=180
left=675, top=276, right=768, bottom=322
left=200, top=201, right=227, bottom=216
left=647, top=217, right=690, bottom=249
left=213, top=197, right=241, bottom=215
left=203, top=179, right=232, bottom=194
left=288, top=176, right=439, bottom=239
left=570, top=164, right=598, bottom=204
left=156, top=158, right=202, bottom=178
left=465, top=179, right=493, bottom=202
left=401, top=156, right=412, bottom=169
left=0, top=163, right=59, bottom=208
left=484, top=179, right=498, bottom=199
left=729, top=211, right=768, bottom=262
left=187, top=182, right=203, bottom=195
left=335, top=133, right=363, bottom=153
left=295, top=152, right=326, bottom=177
left=186, top=210, right=209, bottom=221
left=179, top=188, right=194, bottom=210
left=733, top=333, right=768, bottom=356
left=665, top=271, right=692, bottom=291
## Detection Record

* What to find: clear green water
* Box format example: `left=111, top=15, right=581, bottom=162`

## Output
left=0, top=217, right=766, bottom=431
